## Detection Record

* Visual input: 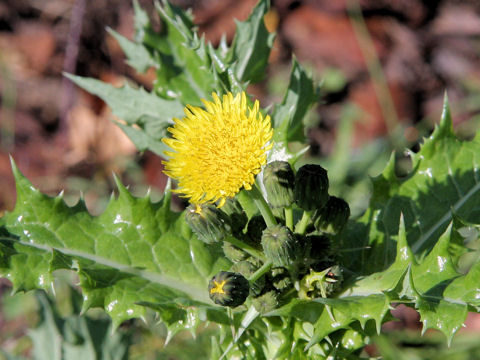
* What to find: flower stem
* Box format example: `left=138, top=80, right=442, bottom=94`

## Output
left=285, top=206, right=293, bottom=230
left=236, top=190, right=258, bottom=219
left=248, top=261, right=272, bottom=283
left=295, top=210, right=312, bottom=234
left=225, top=236, right=266, bottom=261
left=248, top=183, right=277, bottom=228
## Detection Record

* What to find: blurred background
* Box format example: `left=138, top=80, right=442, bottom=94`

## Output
left=1, top=0, right=480, bottom=358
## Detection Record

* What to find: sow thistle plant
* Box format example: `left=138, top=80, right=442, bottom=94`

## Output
left=2, top=0, right=480, bottom=358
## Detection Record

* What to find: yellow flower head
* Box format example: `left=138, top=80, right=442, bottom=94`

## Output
left=162, top=92, right=273, bottom=208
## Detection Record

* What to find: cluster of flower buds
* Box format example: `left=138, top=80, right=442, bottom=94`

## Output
left=192, top=161, right=350, bottom=310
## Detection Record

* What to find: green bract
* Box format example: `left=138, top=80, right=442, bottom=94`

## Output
left=222, top=241, right=249, bottom=263
left=231, top=260, right=265, bottom=296
left=261, top=225, right=299, bottom=267
left=263, top=161, right=295, bottom=208
left=313, top=195, right=350, bottom=234
left=294, top=164, right=329, bottom=211
left=220, top=198, right=248, bottom=236
left=252, top=290, right=279, bottom=314
left=184, top=203, right=231, bottom=244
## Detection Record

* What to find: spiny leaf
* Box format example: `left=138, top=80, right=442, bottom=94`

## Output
left=346, top=214, right=475, bottom=343
left=445, top=260, right=480, bottom=308
left=2, top=160, right=230, bottom=328
left=409, top=223, right=468, bottom=343
left=266, top=294, right=390, bottom=349
left=343, top=96, right=480, bottom=274
left=271, top=59, right=320, bottom=145
left=107, top=27, right=154, bottom=73
left=65, top=74, right=184, bottom=124
left=307, top=294, right=391, bottom=348
left=229, top=0, right=274, bottom=83
left=65, top=74, right=184, bottom=155
left=345, top=214, right=414, bottom=297
left=149, top=0, right=220, bottom=105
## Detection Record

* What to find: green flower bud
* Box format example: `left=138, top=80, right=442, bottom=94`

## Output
left=261, top=225, right=299, bottom=267
left=271, top=267, right=292, bottom=291
left=220, top=198, right=248, bottom=235
left=185, top=204, right=231, bottom=244
left=313, top=196, right=350, bottom=234
left=252, top=290, right=279, bottom=314
left=208, top=271, right=249, bottom=307
left=246, top=215, right=266, bottom=248
left=222, top=242, right=248, bottom=263
left=263, top=161, right=295, bottom=208
left=294, top=164, right=329, bottom=211
left=231, top=260, right=265, bottom=296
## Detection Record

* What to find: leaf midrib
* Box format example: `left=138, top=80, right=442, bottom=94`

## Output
left=4, top=237, right=211, bottom=304
left=411, top=180, right=480, bottom=253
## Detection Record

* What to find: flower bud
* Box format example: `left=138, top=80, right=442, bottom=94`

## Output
left=222, top=242, right=248, bottom=263
left=263, top=161, right=295, bottom=208
left=252, top=290, right=279, bottom=314
left=220, top=198, right=248, bottom=235
left=185, top=204, right=231, bottom=244
left=261, top=225, right=299, bottom=267
left=208, top=271, right=249, bottom=307
left=313, top=196, right=350, bottom=234
left=294, top=164, right=329, bottom=211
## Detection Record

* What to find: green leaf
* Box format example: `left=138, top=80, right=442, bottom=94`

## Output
left=408, top=222, right=469, bottom=343
left=268, top=294, right=389, bottom=353
left=339, top=213, right=476, bottom=343
left=144, top=1, right=221, bottom=105
left=29, top=290, right=132, bottom=360
left=65, top=74, right=184, bottom=124
left=332, top=97, right=480, bottom=343
left=107, top=27, right=154, bottom=73
left=271, top=59, right=320, bottom=145
left=65, top=74, right=184, bottom=155
left=229, top=0, right=274, bottom=83
left=343, top=96, right=480, bottom=273
left=344, top=214, right=413, bottom=298
left=2, top=161, right=229, bottom=328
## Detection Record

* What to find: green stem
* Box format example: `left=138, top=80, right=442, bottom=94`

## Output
left=248, top=261, right=272, bottom=283
left=285, top=206, right=294, bottom=230
left=247, top=183, right=277, bottom=228
left=236, top=190, right=258, bottom=219
left=225, top=236, right=266, bottom=261
left=295, top=211, right=312, bottom=235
